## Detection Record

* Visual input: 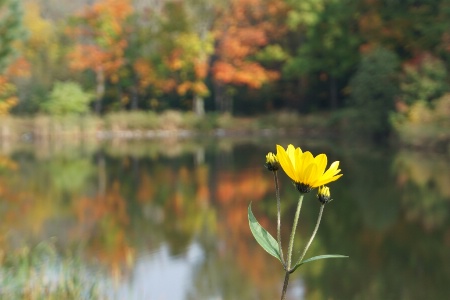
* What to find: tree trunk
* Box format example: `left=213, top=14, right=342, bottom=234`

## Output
left=224, top=92, right=233, bottom=114
left=329, top=75, right=338, bottom=110
left=214, top=81, right=225, bottom=112
left=193, top=94, right=205, bottom=116
left=95, top=67, right=105, bottom=114
left=296, top=77, right=308, bottom=112
left=213, top=82, right=233, bottom=114
left=131, top=80, right=139, bottom=110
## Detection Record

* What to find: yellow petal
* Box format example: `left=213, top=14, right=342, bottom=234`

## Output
left=322, top=161, right=340, bottom=179
left=314, top=173, right=343, bottom=187
left=314, top=154, right=328, bottom=176
left=298, top=151, right=314, bottom=182
left=285, top=145, right=296, bottom=170
left=303, top=163, right=318, bottom=186
left=276, top=145, right=297, bottom=181
left=286, top=144, right=296, bottom=158
left=293, top=146, right=302, bottom=171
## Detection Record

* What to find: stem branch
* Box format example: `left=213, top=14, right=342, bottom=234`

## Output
left=294, top=204, right=325, bottom=268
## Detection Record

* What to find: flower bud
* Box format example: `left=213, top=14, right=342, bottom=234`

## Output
left=265, top=152, right=279, bottom=171
left=317, top=186, right=332, bottom=204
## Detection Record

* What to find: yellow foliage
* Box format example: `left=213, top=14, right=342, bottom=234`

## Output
left=21, top=2, right=59, bottom=62
left=0, top=155, right=18, bottom=171
left=23, top=2, right=54, bottom=47
left=0, top=76, right=18, bottom=115
left=434, top=94, right=450, bottom=119
left=193, top=81, right=209, bottom=97
left=408, top=101, right=433, bottom=124
left=166, top=32, right=214, bottom=96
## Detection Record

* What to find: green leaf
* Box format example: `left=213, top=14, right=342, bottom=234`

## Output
left=291, top=254, right=348, bottom=273
left=248, top=203, right=281, bottom=262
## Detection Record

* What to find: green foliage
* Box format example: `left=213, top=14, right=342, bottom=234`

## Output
left=0, top=0, right=24, bottom=71
left=41, top=81, right=93, bottom=115
left=256, top=44, right=289, bottom=63
left=286, top=0, right=325, bottom=29
left=348, top=47, right=400, bottom=137
left=399, top=55, right=448, bottom=105
left=283, top=0, right=360, bottom=78
left=12, top=82, right=48, bottom=114
left=3, top=0, right=450, bottom=143
left=391, top=93, right=450, bottom=150
left=282, top=0, right=361, bottom=110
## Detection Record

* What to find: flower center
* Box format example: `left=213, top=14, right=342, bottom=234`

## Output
left=295, top=182, right=312, bottom=193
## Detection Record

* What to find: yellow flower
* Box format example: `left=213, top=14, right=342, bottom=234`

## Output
left=276, top=144, right=343, bottom=193
left=265, top=152, right=279, bottom=171
left=317, top=185, right=332, bottom=204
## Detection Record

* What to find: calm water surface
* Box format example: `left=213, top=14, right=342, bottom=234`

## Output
left=0, top=137, right=449, bottom=299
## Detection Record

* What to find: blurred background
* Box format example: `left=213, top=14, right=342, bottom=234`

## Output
left=0, top=0, right=450, bottom=299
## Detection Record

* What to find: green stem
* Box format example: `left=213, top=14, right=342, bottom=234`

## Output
left=273, top=171, right=285, bottom=267
left=286, top=194, right=304, bottom=269
left=293, top=204, right=325, bottom=268
left=281, top=271, right=290, bottom=300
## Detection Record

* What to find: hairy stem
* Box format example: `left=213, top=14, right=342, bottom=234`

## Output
left=281, top=271, right=290, bottom=300
left=294, top=204, right=325, bottom=268
left=286, top=195, right=304, bottom=269
left=273, top=171, right=285, bottom=267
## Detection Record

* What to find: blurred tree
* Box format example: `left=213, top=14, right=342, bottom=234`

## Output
left=359, top=0, right=450, bottom=58
left=171, top=0, right=218, bottom=116
left=0, top=0, right=23, bottom=72
left=212, top=0, right=285, bottom=113
left=168, top=32, right=214, bottom=116
left=67, top=0, right=133, bottom=114
left=0, top=75, right=18, bottom=115
left=348, top=47, right=400, bottom=138
left=41, top=81, right=93, bottom=115
left=122, top=3, right=175, bottom=111
left=283, top=0, right=360, bottom=110
left=12, top=1, right=71, bottom=114
left=0, top=0, right=25, bottom=115
left=126, top=1, right=185, bottom=112
left=21, top=2, right=58, bottom=83
left=132, top=0, right=219, bottom=115
left=399, top=53, right=448, bottom=105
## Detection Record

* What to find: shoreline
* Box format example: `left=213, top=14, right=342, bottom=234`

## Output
left=0, top=112, right=448, bottom=154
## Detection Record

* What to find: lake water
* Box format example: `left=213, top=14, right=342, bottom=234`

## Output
left=0, top=136, right=449, bottom=299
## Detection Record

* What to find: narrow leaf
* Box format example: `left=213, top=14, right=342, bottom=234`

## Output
left=248, top=203, right=281, bottom=262
left=291, top=254, right=348, bottom=273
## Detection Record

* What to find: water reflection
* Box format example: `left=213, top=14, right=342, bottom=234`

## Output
left=0, top=139, right=449, bottom=299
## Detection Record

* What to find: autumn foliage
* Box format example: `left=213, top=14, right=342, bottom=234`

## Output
left=67, top=0, right=133, bottom=82
left=0, top=76, right=18, bottom=115
left=1, top=0, right=449, bottom=121
left=212, top=0, right=284, bottom=89
left=0, top=48, right=31, bottom=115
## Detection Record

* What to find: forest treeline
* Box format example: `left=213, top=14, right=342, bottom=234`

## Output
left=1, top=0, right=450, bottom=144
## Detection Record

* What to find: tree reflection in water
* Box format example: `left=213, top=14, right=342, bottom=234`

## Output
left=0, top=140, right=449, bottom=299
